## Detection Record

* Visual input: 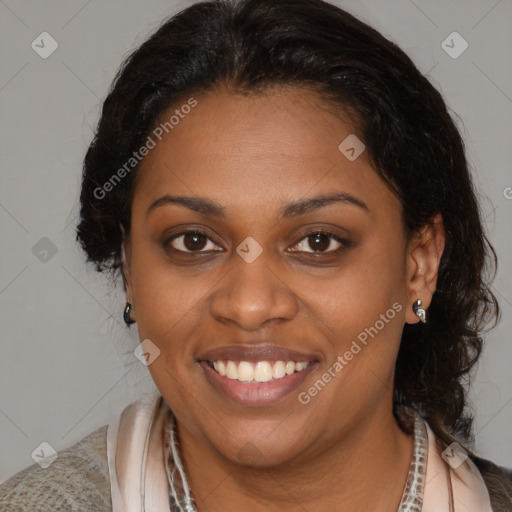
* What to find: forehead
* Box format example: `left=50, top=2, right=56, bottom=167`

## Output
left=133, top=86, right=400, bottom=220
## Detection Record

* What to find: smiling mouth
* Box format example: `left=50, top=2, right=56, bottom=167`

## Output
left=204, top=360, right=314, bottom=383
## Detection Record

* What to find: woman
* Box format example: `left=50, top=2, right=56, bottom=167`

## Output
left=1, top=0, right=511, bottom=510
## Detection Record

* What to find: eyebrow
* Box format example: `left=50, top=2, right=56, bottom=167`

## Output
left=145, top=192, right=369, bottom=219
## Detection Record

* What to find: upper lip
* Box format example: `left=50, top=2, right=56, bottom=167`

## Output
left=198, top=344, right=319, bottom=363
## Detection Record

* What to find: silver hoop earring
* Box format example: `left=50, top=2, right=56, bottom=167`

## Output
left=412, top=299, right=426, bottom=323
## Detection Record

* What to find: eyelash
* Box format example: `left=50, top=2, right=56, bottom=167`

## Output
left=164, top=229, right=350, bottom=256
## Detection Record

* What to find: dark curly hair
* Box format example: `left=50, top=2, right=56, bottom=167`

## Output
left=76, top=0, right=500, bottom=449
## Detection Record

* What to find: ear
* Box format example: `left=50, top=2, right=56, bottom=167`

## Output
left=405, top=213, right=445, bottom=324
left=120, top=223, right=134, bottom=314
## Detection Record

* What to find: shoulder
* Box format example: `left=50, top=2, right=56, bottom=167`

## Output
left=470, top=454, right=512, bottom=512
left=0, top=425, right=111, bottom=512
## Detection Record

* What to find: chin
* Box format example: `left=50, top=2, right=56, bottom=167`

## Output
left=206, top=419, right=314, bottom=469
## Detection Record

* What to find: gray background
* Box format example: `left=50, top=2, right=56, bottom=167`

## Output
left=1, top=0, right=511, bottom=483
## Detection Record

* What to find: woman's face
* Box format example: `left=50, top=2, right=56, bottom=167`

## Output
left=122, top=86, right=438, bottom=467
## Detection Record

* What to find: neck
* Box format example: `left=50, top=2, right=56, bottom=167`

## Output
left=176, top=401, right=414, bottom=512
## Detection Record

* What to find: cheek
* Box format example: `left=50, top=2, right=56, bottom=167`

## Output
left=297, top=250, right=407, bottom=423
left=307, top=236, right=408, bottom=403
left=308, top=233, right=406, bottom=335
left=129, top=237, right=200, bottom=331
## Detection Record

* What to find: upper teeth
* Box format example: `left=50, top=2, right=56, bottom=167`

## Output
left=212, top=360, right=310, bottom=382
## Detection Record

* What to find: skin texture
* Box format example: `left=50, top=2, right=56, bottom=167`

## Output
left=121, top=85, right=445, bottom=511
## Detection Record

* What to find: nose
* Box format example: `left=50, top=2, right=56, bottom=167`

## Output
left=209, top=253, right=299, bottom=331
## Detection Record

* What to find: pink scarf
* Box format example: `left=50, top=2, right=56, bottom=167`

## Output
left=106, top=394, right=493, bottom=511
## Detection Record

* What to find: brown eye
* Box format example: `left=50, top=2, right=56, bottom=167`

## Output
left=290, top=231, right=347, bottom=253
left=167, top=230, right=221, bottom=253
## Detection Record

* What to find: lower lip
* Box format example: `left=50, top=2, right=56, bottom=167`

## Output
left=200, top=361, right=318, bottom=406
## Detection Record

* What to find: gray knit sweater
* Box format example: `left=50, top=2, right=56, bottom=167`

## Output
left=0, top=426, right=111, bottom=512
left=1, top=423, right=511, bottom=511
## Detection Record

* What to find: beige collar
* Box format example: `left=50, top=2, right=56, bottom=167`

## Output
left=107, top=394, right=172, bottom=512
left=422, top=420, right=493, bottom=511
